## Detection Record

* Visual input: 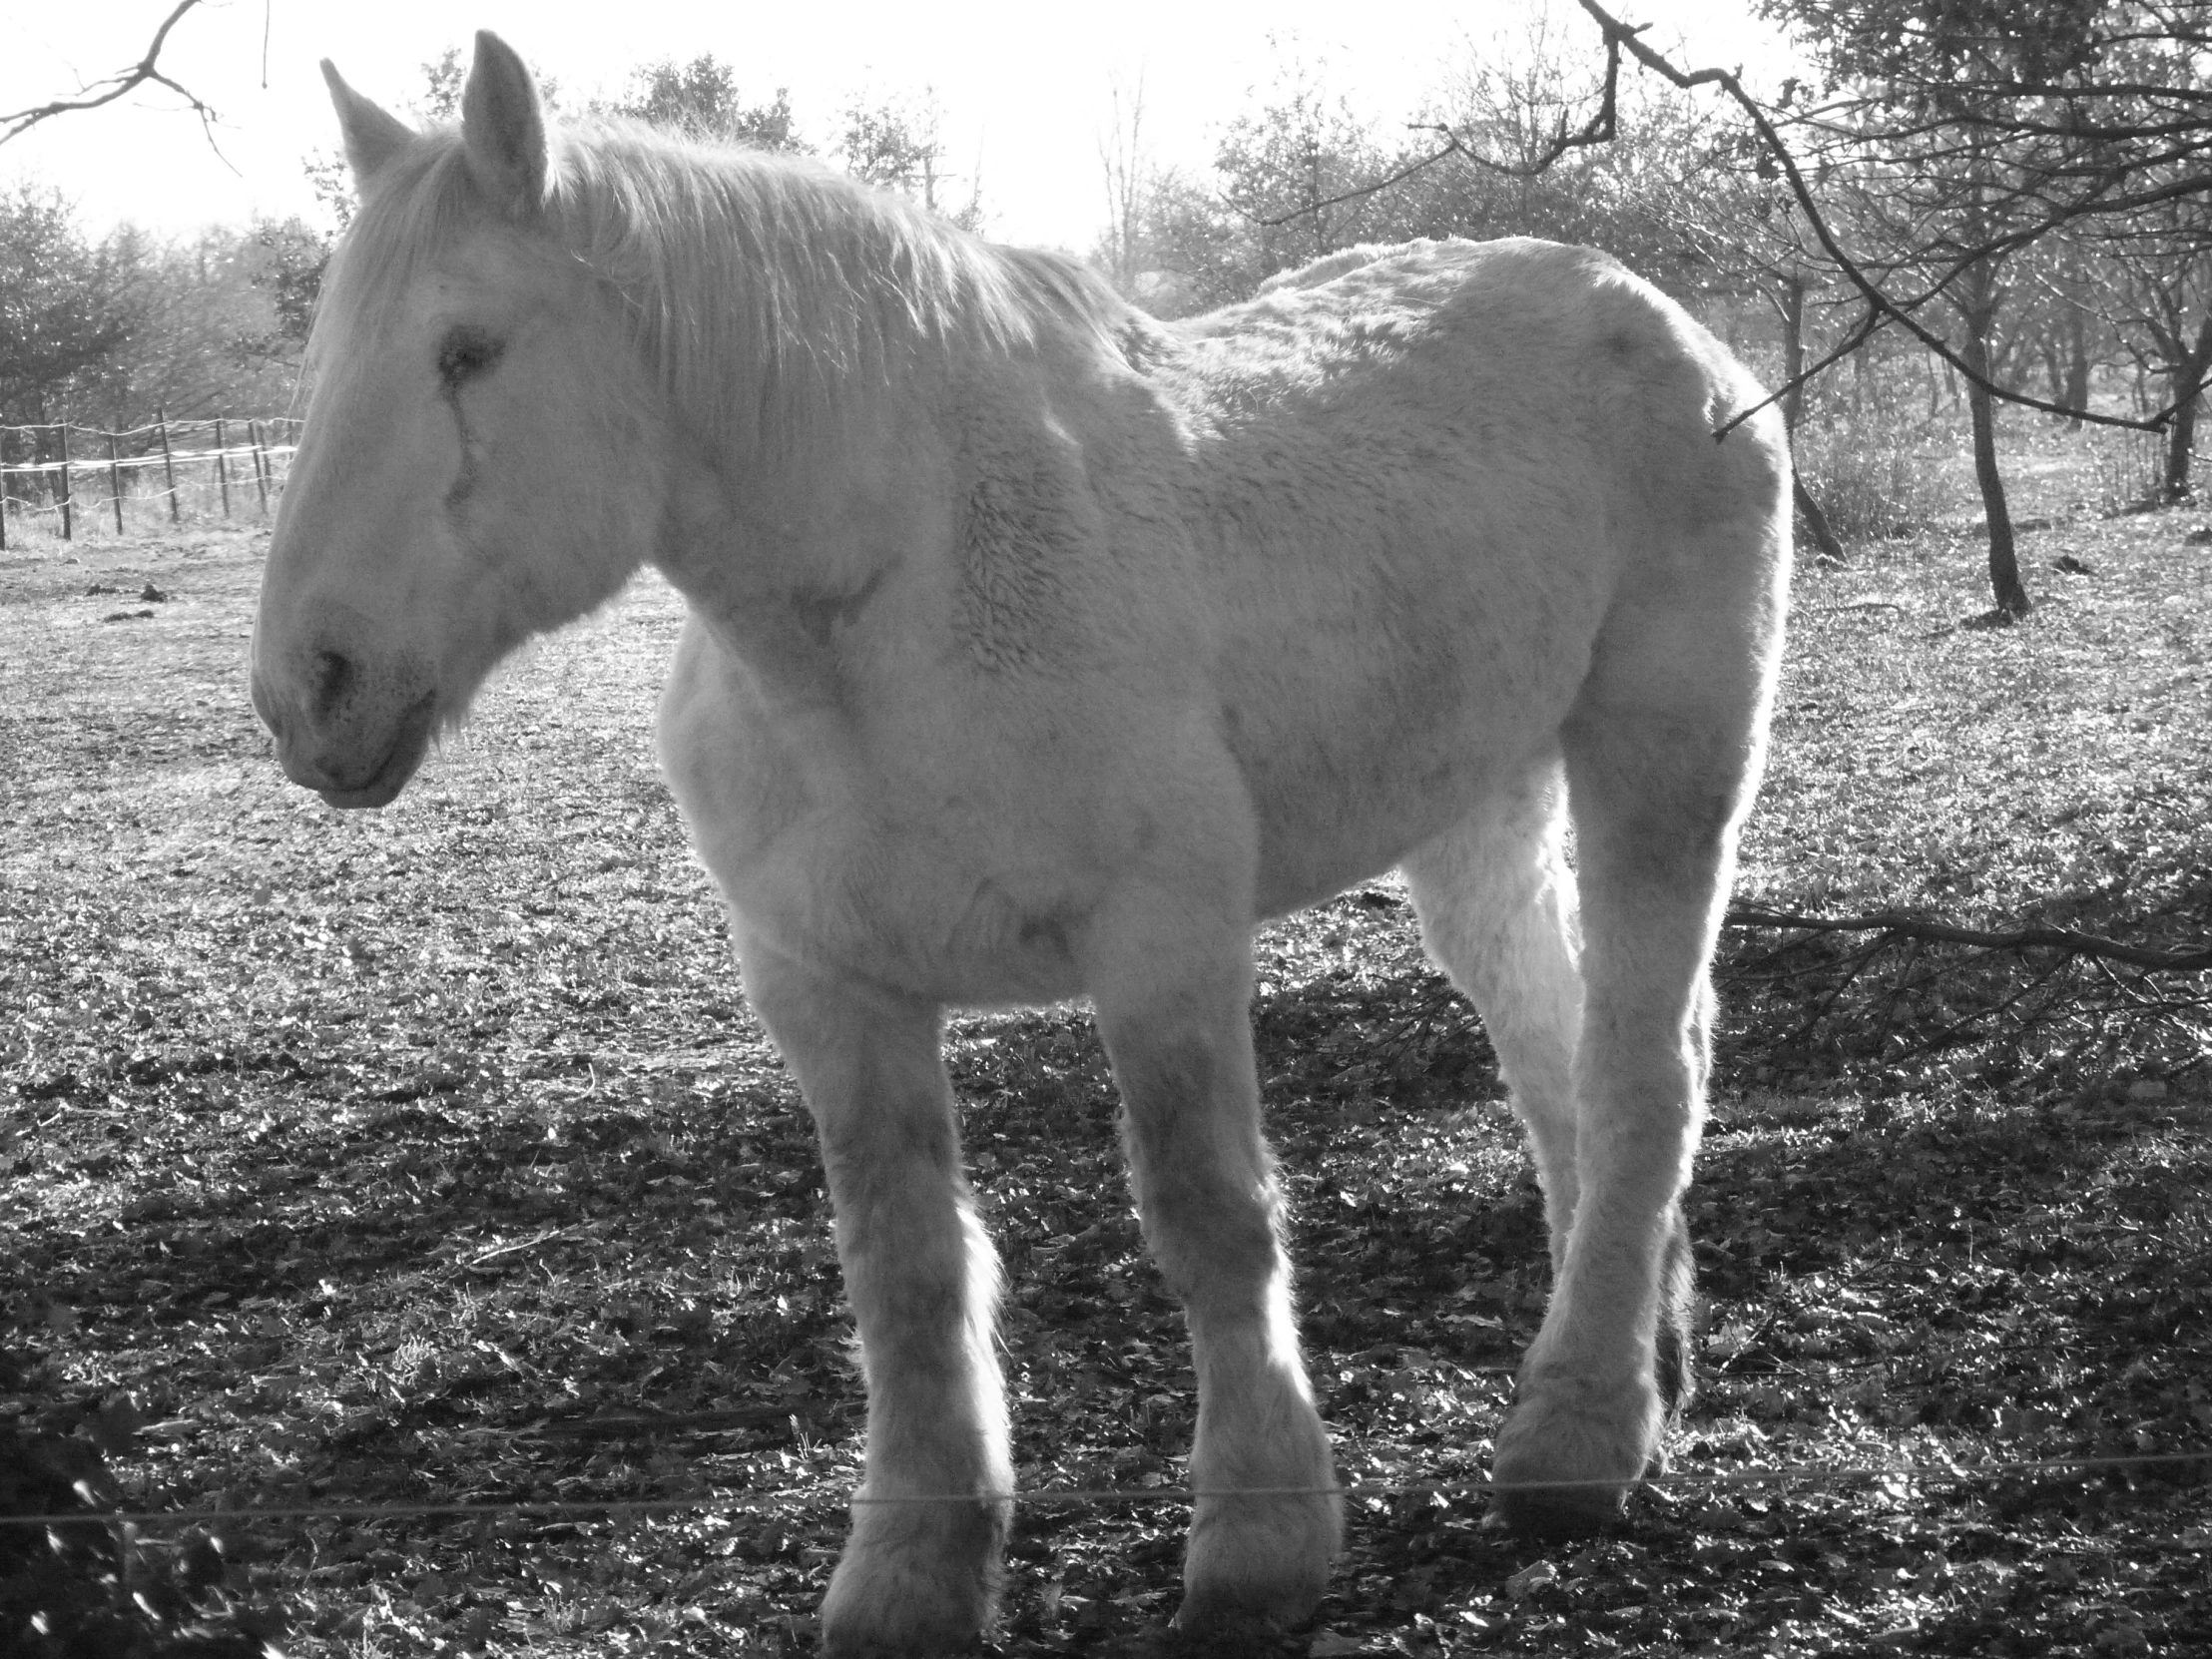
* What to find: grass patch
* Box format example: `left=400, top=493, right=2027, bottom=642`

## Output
left=2, top=484, right=2209, bottom=1655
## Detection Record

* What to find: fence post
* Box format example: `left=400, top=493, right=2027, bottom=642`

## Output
left=59, top=422, right=73, bottom=542
left=0, top=427, right=9, bottom=553
left=108, top=429, right=126, bottom=535
left=159, top=408, right=180, bottom=524
left=215, top=418, right=231, bottom=518
left=250, top=419, right=271, bottom=514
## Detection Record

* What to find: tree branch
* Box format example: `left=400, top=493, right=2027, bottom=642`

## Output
left=1235, top=0, right=2181, bottom=435
left=1237, top=139, right=1464, bottom=230
left=1724, top=904, right=2212, bottom=974
left=1241, top=20, right=1630, bottom=229
left=1572, top=0, right=2174, bottom=436
left=0, top=1, right=213, bottom=149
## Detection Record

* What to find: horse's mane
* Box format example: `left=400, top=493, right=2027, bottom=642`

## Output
left=315, top=122, right=1132, bottom=463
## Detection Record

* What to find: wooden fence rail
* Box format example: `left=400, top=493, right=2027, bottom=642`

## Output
left=0, top=415, right=302, bottom=550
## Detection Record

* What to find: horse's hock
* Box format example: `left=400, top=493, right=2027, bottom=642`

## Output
left=250, top=32, right=1791, bottom=1652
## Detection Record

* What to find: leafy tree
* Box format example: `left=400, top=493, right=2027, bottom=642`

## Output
left=834, top=92, right=985, bottom=231
left=1110, top=57, right=1399, bottom=313
left=250, top=218, right=329, bottom=356
left=1213, top=66, right=1399, bottom=265
left=0, top=184, right=141, bottom=426
left=1707, top=0, right=2212, bottom=608
left=84, top=224, right=302, bottom=421
left=420, top=44, right=467, bottom=122
left=596, top=55, right=804, bottom=151
left=2099, top=228, right=2212, bottom=497
left=1114, top=171, right=1269, bottom=314
left=1117, top=27, right=1720, bottom=316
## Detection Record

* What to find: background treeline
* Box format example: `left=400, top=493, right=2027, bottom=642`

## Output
left=1095, top=0, right=2212, bottom=610
left=0, top=186, right=310, bottom=430
left=0, top=47, right=973, bottom=441
left=10, top=6, right=2212, bottom=553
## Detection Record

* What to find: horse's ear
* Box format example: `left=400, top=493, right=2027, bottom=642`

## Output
left=320, top=61, right=413, bottom=188
left=461, top=31, right=548, bottom=214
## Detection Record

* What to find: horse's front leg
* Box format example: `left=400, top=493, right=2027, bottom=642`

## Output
left=1090, top=904, right=1341, bottom=1632
left=734, top=931, right=1010, bottom=1657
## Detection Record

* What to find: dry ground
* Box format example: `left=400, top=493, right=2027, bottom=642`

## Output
left=2, top=458, right=2209, bottom=1657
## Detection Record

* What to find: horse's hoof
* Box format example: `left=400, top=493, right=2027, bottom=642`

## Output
left=1175, top=1487, right=1340, bottom=1633
left=822, top=1576, right=989, bottom=1658
left=1487, top=1377, right=1655, bottom=1536
left=1488, top=1468, right=1630, bottom=1536
left=820, top=1499, right=1004, bottom=1657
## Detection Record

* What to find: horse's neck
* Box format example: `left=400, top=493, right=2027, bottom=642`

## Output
left=652, top=405, right=947, bottom=714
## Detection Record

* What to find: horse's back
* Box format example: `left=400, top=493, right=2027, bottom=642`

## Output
left=658, top=233, right=1787, bottom=993
left=1128, top=238, right=1787, bottom=910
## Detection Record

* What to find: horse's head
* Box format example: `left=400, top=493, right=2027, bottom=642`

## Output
left=253, top=32, right=667, bottom=808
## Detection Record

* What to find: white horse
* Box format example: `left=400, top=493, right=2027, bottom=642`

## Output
left=251, top=33, right=1790, bottom=1654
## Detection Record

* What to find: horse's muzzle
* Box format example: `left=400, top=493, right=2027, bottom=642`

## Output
left=253, top=660, right=438, bottom=809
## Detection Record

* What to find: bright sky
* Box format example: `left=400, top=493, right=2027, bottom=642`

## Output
left=2, top=0, right=1798, bottom=254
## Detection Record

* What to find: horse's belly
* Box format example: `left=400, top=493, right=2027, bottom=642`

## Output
left=1232, top=634, right=1589, bottom=917
left=1242, top=722, right=1537, bottom=917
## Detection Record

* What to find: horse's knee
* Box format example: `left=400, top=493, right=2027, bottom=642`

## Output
left=1103, top=1014, right=1284, bottom=1300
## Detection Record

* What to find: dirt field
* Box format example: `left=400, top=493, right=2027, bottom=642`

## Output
left=2, top=470, right=2209, bottom=1655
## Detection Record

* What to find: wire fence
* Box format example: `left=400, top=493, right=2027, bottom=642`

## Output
left=4, top=1448, right=2208, bottom=1534
left=0, top=416, right=301, bottom=550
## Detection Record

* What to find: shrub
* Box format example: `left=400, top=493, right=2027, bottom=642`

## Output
left=0, top=1421, right=283, bottom=1657
left=2088, top=424, right=2167, bottom=516
left=1791, top=417, right=1943, bottom=545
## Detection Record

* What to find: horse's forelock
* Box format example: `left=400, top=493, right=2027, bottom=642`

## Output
left=307, top=133, right=483, bottom=369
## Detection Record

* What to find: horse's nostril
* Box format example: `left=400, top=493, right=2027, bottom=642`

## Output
left=311, top=649, right=356, bottom=720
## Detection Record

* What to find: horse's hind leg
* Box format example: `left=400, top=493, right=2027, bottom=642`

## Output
left=732, top=930, right=1011, bottom=1657
left=1089, top=895, right=1341, bottom=1632
left=1402, top=765, right=1699, bottom=1427
left=1401, top=761, right=1586, bottom=1278
left=1486, top=615, right=1773, bottom=1532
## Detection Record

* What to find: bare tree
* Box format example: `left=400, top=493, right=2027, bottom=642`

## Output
left=1276, top=0, right=2212, bottom=611
left=2079, top=159, right=2212, bottom=498
left=1098, top=73, right=1150, bottom=293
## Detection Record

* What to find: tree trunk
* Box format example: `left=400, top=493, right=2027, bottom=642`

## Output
left=2162, top=315, right=2212, bottom=504
left=1779, top=274, right=1808, bottom=431
left=1794, top=471, right=1845, bottom=562
left=1959, top=292, right=2030, bottom=617
left=2062, top=299, right=2090, bottom=426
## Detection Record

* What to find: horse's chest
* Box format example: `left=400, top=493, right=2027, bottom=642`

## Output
left=660, top=648, right=1107, bottom=1001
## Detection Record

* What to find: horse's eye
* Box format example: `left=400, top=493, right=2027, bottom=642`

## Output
left=437, top=326, right=504, bottom=389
